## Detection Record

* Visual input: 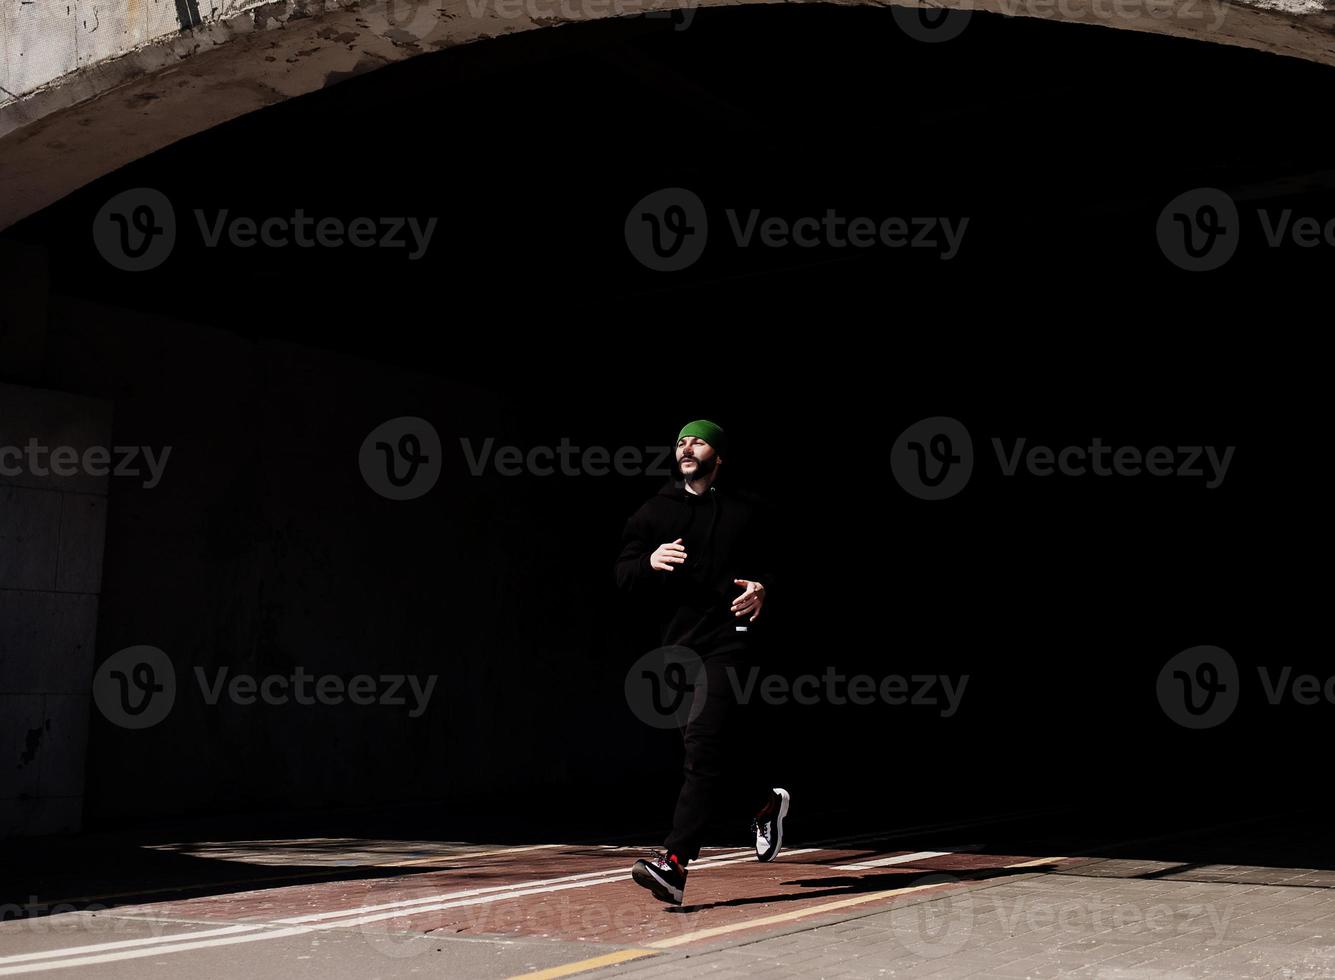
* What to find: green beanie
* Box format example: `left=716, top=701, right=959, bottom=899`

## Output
left=676, top=420, right=727, bottom=456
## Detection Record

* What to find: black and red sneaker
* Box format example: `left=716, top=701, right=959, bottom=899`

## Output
left=631, top=850, right=688, bottom=905
left=751, top=788, right=790, bottom=862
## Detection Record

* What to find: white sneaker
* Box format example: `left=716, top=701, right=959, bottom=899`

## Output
left=751, top=788, right=790, bottom=862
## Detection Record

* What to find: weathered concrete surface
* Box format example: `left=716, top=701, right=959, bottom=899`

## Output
left=0, top=0, right=272, bottom=108
left=0, top=0, right=1332, bottom=231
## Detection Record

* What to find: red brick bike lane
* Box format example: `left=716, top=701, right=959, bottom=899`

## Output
left=103, top=839, right=1075, bottom=951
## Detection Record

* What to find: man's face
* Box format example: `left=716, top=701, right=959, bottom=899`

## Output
left=676, top=436, right=719, bottom=480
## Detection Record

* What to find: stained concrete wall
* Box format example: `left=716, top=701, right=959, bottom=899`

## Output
left=0, top=380, right=112, bottom=837
left=0, top=0, right=269, bottom=107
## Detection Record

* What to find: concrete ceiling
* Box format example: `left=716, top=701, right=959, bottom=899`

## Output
left=1, top=0, right=1333, bottom=230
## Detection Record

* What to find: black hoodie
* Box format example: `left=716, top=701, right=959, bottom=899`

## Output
left=615, top=479, right=777, bottom=651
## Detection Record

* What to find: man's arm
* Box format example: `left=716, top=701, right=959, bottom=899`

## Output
left=731, top=496, right=778, bottom=621
left=751, top=497, right=778, bottom=604
left=614, top=507, right=680, bottom=593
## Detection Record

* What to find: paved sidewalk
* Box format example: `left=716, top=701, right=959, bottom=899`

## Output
left=583, top=854, right=1335, bottom=980
left=5, top=811, right=1334, bottom=980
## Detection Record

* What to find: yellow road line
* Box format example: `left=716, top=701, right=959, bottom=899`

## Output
left=1002, top=856, right=1067, bottom=869
left=648, top=855, right=1070, bottom=949
left=507, top=948, right=658, bottom=978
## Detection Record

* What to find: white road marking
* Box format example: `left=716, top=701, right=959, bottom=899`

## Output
left=0, top=846, right=825, bottom=973
left=832, top=849, right=953, bottom=871
left=0, top=815, right=1034, bottom=975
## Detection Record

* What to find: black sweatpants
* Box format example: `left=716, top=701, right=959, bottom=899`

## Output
left=663, top=637, right=772, bottom=862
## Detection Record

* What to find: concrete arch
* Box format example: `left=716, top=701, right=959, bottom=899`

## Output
left=1, top=0, right=1332, bottom=230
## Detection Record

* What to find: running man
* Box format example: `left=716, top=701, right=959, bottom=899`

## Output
left=614, top=419, right=790, bottom=905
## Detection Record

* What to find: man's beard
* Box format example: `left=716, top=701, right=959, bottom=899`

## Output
left=677, top=454, right=717, bottom=482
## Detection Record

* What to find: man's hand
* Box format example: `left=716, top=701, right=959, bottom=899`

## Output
left=650, top=538, right=687, bottom=572
left=731, top=579, right=766, bottom=621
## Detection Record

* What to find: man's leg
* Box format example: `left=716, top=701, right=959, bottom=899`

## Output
left=663, top=645, right=745, bottom=863
left=742, top=643, right=790, bottom=861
